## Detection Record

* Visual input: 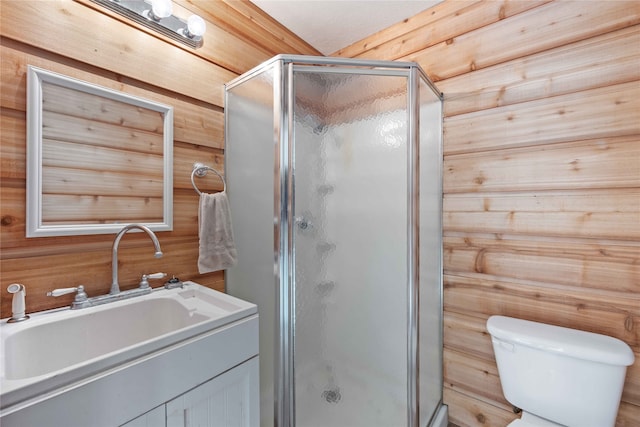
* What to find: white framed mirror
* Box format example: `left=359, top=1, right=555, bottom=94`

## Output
left=26, top=65, right=173, bottom=237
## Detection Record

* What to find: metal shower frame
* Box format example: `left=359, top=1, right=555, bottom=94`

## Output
left=225, top=54, right=444, bottom=427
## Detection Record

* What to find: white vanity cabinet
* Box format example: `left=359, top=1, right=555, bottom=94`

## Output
left=121, top=405, right=166, bottom=427
left=123, top=357, right=259, bottom=427
left=0, top=284, right=259, bottom=427
left=166, top=357, right=259, bottom=427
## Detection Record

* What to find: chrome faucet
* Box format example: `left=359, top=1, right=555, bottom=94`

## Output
left=45, top=224, right=165, bottom=310
left=111, top=224, right=163, bottom=295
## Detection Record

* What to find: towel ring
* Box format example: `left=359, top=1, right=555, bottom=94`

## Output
left=191, top=162, right=226, bottom=195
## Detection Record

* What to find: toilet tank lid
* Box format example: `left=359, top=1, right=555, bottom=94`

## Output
left=487, top=316, right=635, bottom=366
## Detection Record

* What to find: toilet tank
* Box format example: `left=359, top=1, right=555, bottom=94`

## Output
left=487, top=316, right=634, bottom=427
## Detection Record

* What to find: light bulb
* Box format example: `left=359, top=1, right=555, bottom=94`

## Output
left=151, top=0, right=173, bottom=19
left=187, top=15, right=206, bottom=37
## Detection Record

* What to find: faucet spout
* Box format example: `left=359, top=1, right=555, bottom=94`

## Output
left=111, top=224, right=163, bottom=295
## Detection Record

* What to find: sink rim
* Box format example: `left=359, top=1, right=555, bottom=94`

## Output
left=2, top=296, right=210, bottom=380
left=0, top=282, right=257, bottom=412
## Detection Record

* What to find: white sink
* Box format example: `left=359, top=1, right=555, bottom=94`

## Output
left=0, top=282, right=257, bottom=410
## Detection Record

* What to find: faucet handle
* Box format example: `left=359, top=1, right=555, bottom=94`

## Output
left=47, top=286, right=90, bottom=309
left=47, top=287, right=83, bottom=297
left=139, top=272, right=167, bottom=289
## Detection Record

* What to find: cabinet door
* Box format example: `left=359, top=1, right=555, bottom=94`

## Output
left=120, top=405, right=166, bottom=427
left=166, top=357, right=259, bottom=427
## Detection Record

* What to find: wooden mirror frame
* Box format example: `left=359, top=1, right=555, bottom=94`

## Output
left=26, top=66, right=173, bottom=237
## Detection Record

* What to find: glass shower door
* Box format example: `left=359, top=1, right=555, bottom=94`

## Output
left=225, top=65, right=278, bottom=426
left=291, top=69, right=410, bottom=427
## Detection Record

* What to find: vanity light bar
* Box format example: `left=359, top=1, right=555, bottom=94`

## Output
left=90, top=0, right=205, bottom=49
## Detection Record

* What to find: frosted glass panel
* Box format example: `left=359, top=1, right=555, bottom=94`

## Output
left=225, top=56, right=443, bottom=427
left=225, top=67, right=276, bottom=426
left=292, top=71, right=409, bottom=427
left=418, top=76, right=444, bottom=426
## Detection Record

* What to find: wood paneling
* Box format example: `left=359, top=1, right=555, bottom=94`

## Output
left=444, top=387, right=516, bottom=427
left=1, top=1, right=236, bottom=107
left=440, top=25, right=640, bottom=116
left=0, top=40, right=225, bottom=149
left=337, top=1, right=640, bottom=425
left=335, top=0, right=549, bottom=60
left=444, top=234, right=639, bottom=294
left=2, top=1, right=638, bottom=425
left=444, top=273, right=639, bottom=349
left=406, top=1, right=640, bottom=81
left=444, top=136, right=640, bottom=193
left=444, top=81, right=640, bottom=154
left=0, top=0, right=316, bottom=316
left=444, top=189, right=640, bottom=240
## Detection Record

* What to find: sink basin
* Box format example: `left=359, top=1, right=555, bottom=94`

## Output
left=0, top=282, right=256, bottom=410
left=4, top=297, right=209, bottom=380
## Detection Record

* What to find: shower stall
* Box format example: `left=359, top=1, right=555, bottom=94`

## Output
left=224, top=55, right=445, bottom=427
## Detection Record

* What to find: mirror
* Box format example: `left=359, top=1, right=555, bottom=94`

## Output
left=26, top=66, right=173, bottom=237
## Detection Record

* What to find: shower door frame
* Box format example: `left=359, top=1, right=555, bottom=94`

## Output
left=225, top=55, right=443, bottom=427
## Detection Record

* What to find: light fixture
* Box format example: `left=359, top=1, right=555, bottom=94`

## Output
left=185, top=14, right=206, bottom=38
left=90, top=0, right=206, bottom=49
left=149, top=0, right=172, bottom=20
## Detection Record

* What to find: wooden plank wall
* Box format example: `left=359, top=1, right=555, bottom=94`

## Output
left=2, top=1, right=638, bottom=425
left=335, top=1, right=640, bottom=425
left=0, top=0, right=319, bottom=315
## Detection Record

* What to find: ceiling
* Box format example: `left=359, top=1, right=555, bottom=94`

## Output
left=250, top=0, right=443, bottom=55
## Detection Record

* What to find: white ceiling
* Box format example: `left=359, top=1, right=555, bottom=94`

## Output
left=250, top=0, right=442, bottom=55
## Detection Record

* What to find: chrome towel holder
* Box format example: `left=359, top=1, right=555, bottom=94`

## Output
left=191, top=162, right=226, bottom=195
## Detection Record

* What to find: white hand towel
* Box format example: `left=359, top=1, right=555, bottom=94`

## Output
left=198, top=192, right=238, bottom=274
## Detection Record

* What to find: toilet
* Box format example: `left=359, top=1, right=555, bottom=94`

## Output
left=486, top=315, right=635, bottom=427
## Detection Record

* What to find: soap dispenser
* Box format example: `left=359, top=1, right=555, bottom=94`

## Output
left=7, top=283, right=29, bottom=323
